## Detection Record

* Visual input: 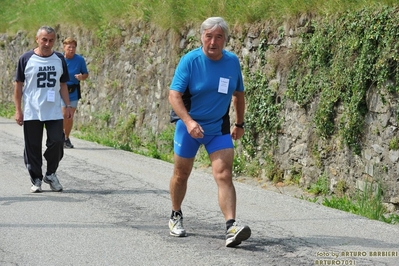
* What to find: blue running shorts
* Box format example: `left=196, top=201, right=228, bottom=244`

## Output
left=174, top=120, right=234, bottom=158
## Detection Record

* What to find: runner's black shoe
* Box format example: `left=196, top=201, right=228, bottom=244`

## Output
left=64, top=138, right=74, bottom=148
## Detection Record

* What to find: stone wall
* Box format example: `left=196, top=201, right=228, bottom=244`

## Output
left=0, top=18, right=398, bottom=210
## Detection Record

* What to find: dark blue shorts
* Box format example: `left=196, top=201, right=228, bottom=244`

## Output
left=173, top=120, right=234, bottom=158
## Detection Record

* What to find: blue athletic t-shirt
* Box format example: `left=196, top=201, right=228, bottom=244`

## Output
left=65, top=54, right=88, bottom=101
left=170, top=47, right=244, bottom=135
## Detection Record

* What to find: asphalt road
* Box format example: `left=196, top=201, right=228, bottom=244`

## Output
left=0, top=116, right=398, bottom=266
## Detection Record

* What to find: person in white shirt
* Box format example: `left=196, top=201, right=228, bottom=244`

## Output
left=14, top=26, right=72, bottom=193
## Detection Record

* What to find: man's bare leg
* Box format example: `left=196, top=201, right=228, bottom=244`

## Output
left=169, top=154, right=194, bottom=237
left=209, top=148, right=236, bottom=220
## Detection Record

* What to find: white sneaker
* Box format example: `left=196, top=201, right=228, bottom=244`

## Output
left=30, top=179, right=42, bottom=193
left=225, top=222, right=251, bottom=247
left=43, top=173, right=63, bottom=192
left=169, top=214, right=187, bottom=237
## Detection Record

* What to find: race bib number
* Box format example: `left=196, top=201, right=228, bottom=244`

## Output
left=218, top=77, right=229, bottom=94
left=47, top=90, right=55, bottom=102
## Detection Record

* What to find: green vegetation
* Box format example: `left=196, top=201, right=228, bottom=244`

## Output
left=0, top=0, right=397, bottom=34
left=300, top=176, right=399, bottom=224
left=75, top=122, right=175, bottom=163
left=233, top=147, right=246, bottom=175
left=308, top=173, right=329, bottom=195
left=290, top=169, right=302, bottom=186
left=323, top=181, right=399, bottom=224
left=335, top=179, right=348, bottom=197
left=242, top=38, right=284, bottom=157
left=299, top=195, right=319, bottom=204
left=389, top=136, right=399, bottom=150
left=262, top=154, right=283, bottom=183
left=287, top=6, right=399, bottom=155
left=0, top=102, right=14, bottom=118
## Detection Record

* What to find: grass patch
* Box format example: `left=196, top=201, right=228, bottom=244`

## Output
left=0, top=102, right=14, bottom=118
left=1, top=1, right=398, bottom=34
left=323, top=181, right=399, bottom=224
left=304, top=175, right=399, bottom=224
left=308, top=173, right=329, bottom=196
left=75, top=122, right=175, bottom=163
left=389, top=136, right=399, bottom=150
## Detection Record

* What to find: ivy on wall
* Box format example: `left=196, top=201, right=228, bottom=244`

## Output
left=242, top=38, right=284, bottom=157
left=286, top=6, right=399, bottom=154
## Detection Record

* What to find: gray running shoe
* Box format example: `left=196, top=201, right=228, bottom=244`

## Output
left=169, top=214, right=187, bottom=237
left=225, top=222, right=251, bottom=247
left=43, top=173, right=63, bottom=192
left=64, top=138, right=74, bottom=148
left=30, top=179, right=42, bottom=193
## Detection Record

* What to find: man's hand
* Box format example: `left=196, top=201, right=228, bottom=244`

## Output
left=186, top=120, right=204, bottom=138
left=15, top=111, right=23, bottom=126
left=65, top=107, right=73, bottom=119
left=231, top=126, right=244, bottom=140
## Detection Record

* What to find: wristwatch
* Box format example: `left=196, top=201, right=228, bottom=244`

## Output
left=66, top=105, right=72, bottom=108
left=235, top=122, right=245, bottom=129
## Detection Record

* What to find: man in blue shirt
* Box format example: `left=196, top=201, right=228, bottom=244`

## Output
left=168, top=17, right=251, bottom=247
